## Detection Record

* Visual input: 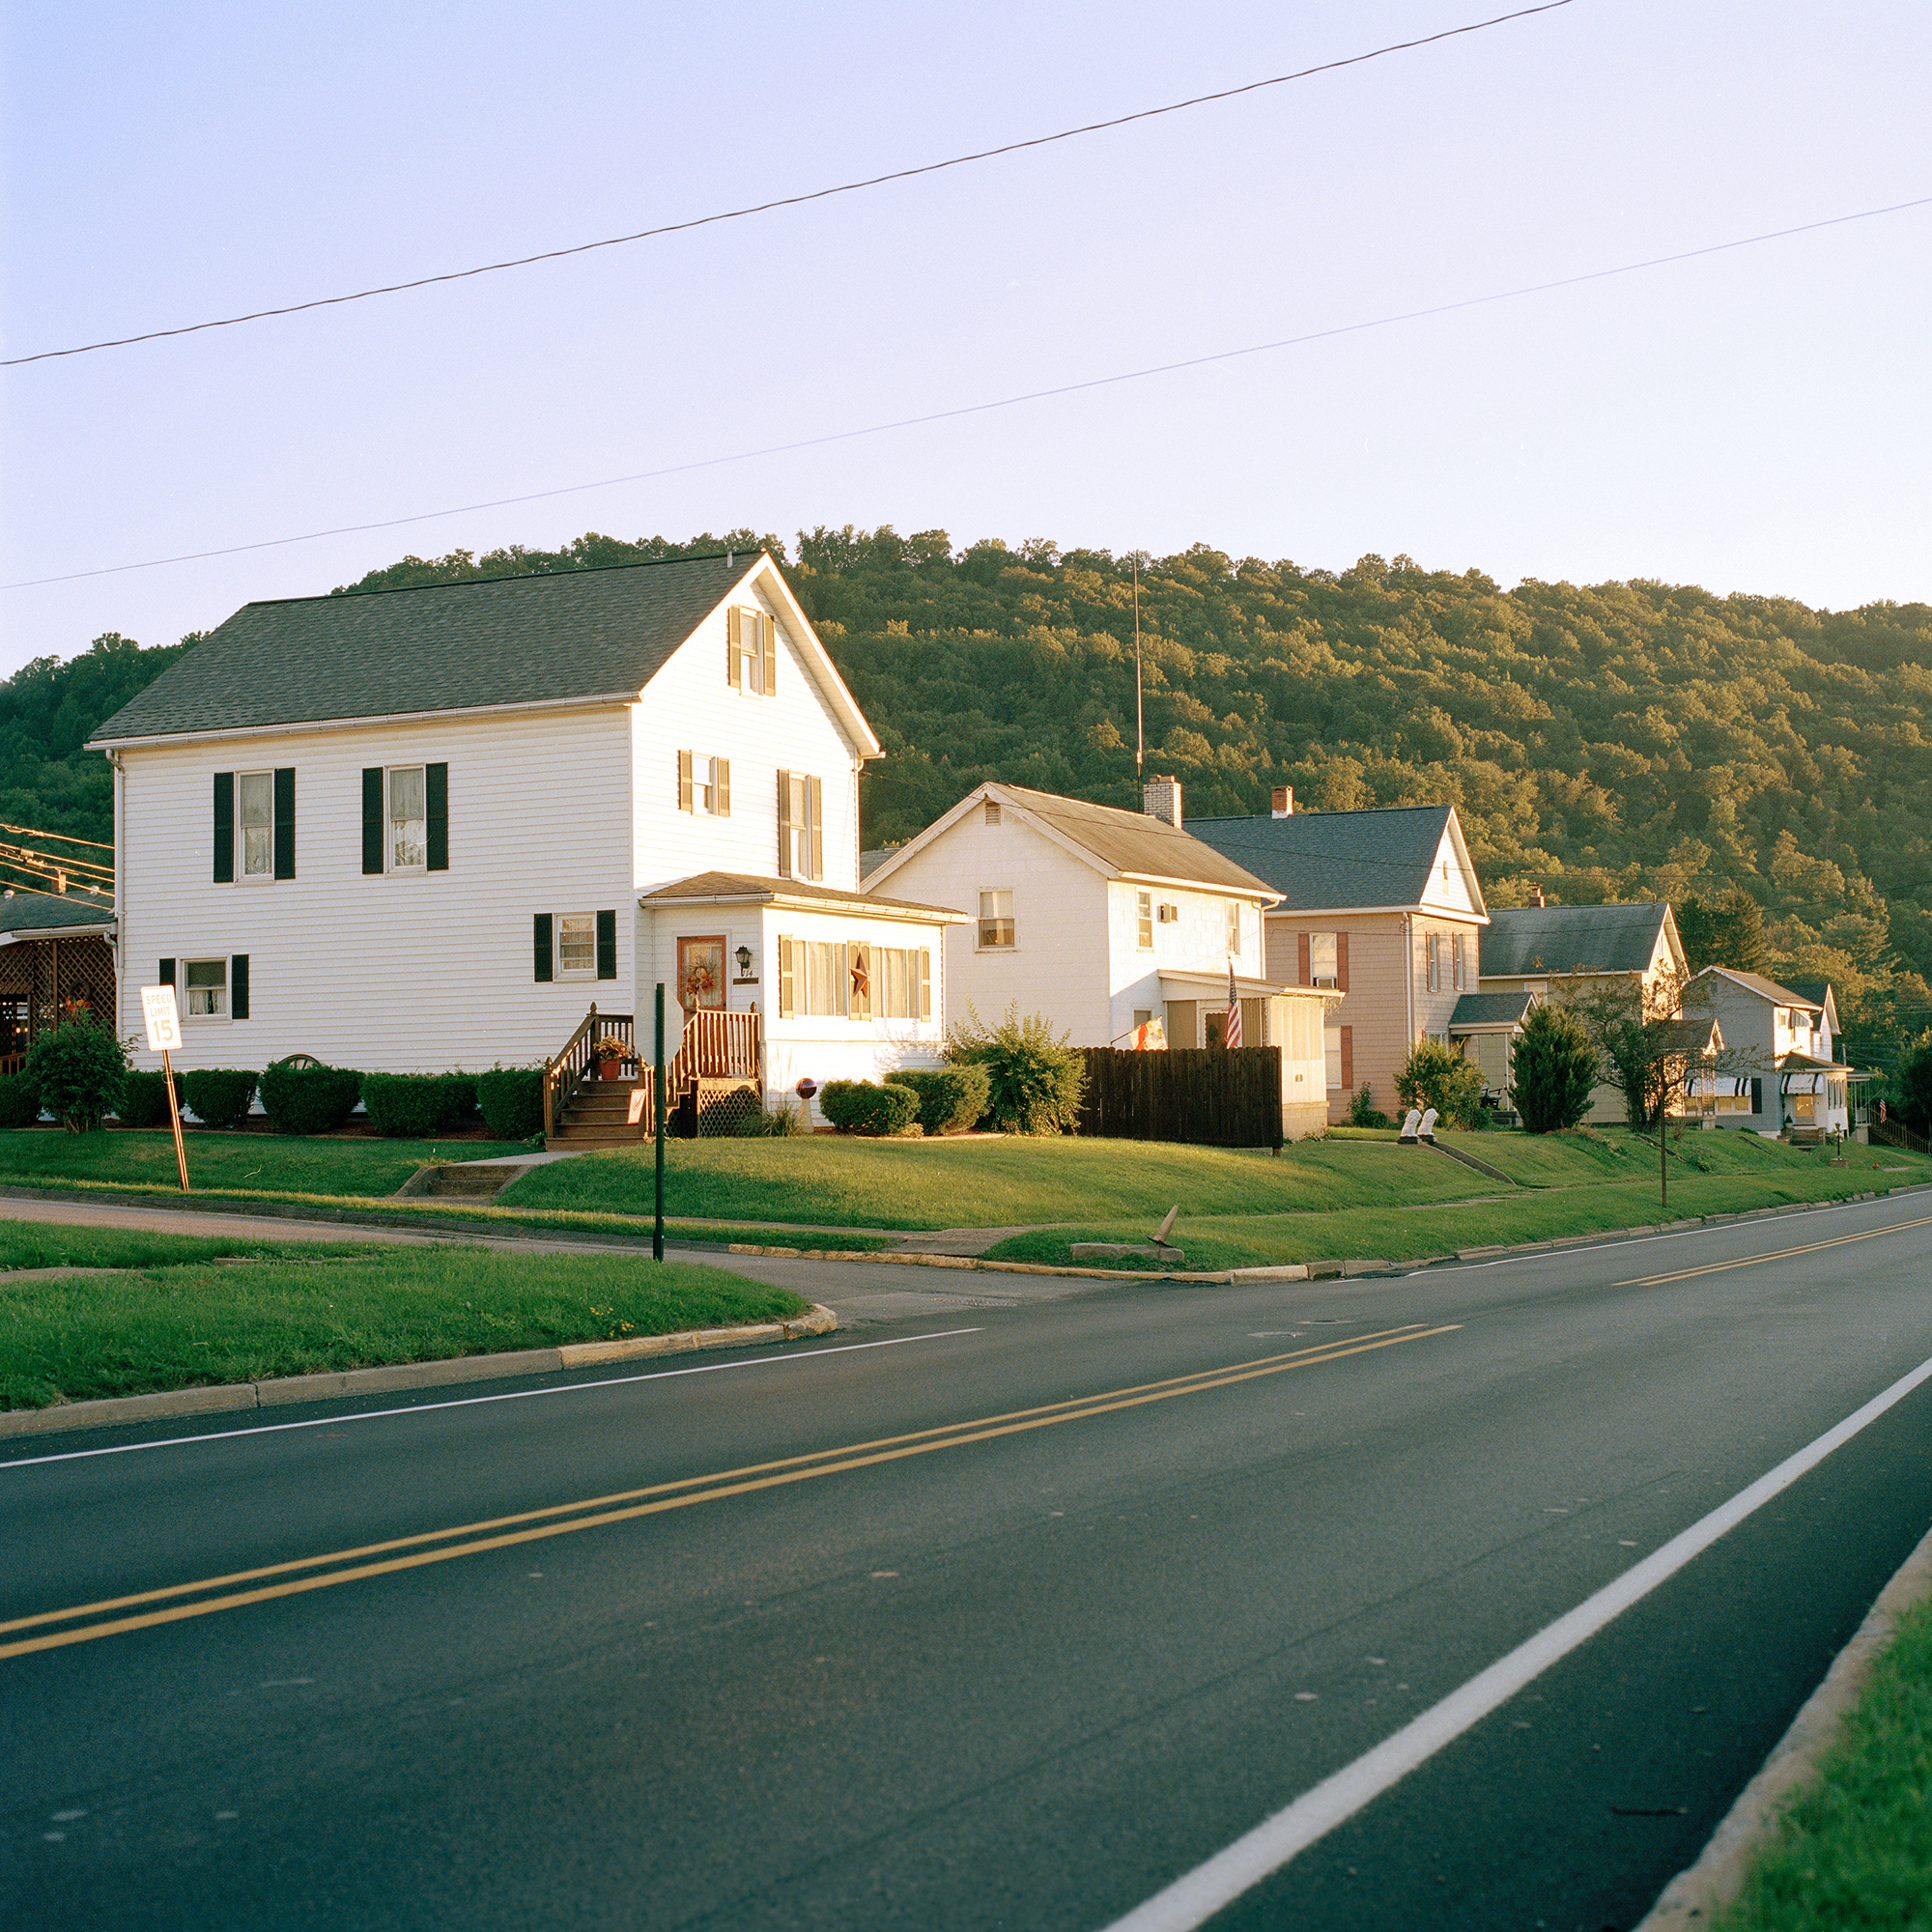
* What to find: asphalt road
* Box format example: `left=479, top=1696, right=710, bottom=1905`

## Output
left=5, top=1191, right=1932, bottom=1930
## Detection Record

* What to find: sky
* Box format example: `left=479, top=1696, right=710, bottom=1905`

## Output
left=2, top=0, right=1927, bottom=678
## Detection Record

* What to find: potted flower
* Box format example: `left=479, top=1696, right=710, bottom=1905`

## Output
left=589, top=1037, right=626, bottom=1079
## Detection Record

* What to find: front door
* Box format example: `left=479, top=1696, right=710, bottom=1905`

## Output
left=677, top=935, right=726, bottom=1013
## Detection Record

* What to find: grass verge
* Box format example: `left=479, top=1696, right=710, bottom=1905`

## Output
left=1, top=1223, right=378, bottom=1273
left=1716, top=1591, right=1932, bottom=1930
left=0, top=1242, right=810, bottom=1409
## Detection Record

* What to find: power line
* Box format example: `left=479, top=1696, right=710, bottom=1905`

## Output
left=7, top=193, right=1924, bottom=596
left=1, top=3, right=1577, bottom=369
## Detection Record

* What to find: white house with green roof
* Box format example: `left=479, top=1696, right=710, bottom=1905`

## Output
left=88, top=551, right=962, bottom=1134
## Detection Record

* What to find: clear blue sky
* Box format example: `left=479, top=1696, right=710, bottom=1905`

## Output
left=3, top=0, right=1926, bottom=676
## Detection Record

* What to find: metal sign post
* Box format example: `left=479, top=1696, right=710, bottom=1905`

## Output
left=139, top=984, right=190, bottom=1194
left=653, top=982, right=667, bottom=1263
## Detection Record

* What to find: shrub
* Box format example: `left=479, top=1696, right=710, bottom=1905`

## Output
left=23, top=1014, right=128, bottom=1133
left=118, top=1068, right=173, bottom=1128
left=1895, top=1038, right=1932, bottom=1137
left=441, top=1073, right=479, bottom=1122
left=0, top=1072, right=42, bottom=1129
left=362, top=1071, right=469, bottom=1137
left=734, top=1096, right=808, bottom=1137
left=1513, top=1003, right=1600, bottom=1133
left=944, top=1004, right=1087, bottom=1135
left=178, top=1067, right=260, bottom=1130
left=476, top=1066, right=545, bottom=1140
left=1394, top=1037, right=1485, bottom=1128
left=1348, top=1084, right=1392, bottom=1129
left=886, top=1064, right=991, bottom=1136
left=818, top=1079, right=922, bottom=1136
left=260, top=1060, right=363, bottom=1134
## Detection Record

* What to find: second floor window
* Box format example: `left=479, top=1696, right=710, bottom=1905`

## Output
left=678, top=752, right=731, bottom=815
left=1226, top=900, right=1242, bottom=955
left=1137, top=891, right=1152, bottom=950
left=1453, top=932, right=1466, bottom=990
left=389, top=765, right=426, bottom=870
left=1309, top=932, right=1338, bottom=986
left=980, top=890, right=1014, bottom=948
left=778, top=771, right=822, bottom=880
left=239, top=772, right=273, bottom=876
left=362, top=762, right=447, bottom=875
left=1427, top=932, right=1442, bottom=992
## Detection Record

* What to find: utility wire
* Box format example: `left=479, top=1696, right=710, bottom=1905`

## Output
left=5, top=192, right=1924, bottom=596
left=1, top=2, right=1576, bottom=368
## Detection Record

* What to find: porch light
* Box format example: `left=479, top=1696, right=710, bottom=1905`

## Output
left=735, top=944, right=753, bottom=975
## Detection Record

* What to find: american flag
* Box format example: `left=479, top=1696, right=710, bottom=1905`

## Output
left=1225, top=958, right=1241, bottom=1048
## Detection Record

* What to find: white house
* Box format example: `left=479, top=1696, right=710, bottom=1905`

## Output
left=1682, top=967, right=1870, bottom=1137
left=861, top=777, right=1337, bottom=1138
left=88, top=550, right=962, bottom=1131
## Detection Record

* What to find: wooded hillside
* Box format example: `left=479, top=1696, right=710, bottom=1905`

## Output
left=19, top=526, right=1930, bottom=1065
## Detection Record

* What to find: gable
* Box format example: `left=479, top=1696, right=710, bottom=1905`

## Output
left=1419, top=828, right=1484, bottom=917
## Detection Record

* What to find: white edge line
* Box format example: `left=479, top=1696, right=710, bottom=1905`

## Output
left=1099, top=1345, right=1932, bottom=1932
left=0, top=1328, right=983, bottom=1469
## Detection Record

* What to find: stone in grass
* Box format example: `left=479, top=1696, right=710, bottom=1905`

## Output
left=1069, top=1242, right=1186, bottom=1265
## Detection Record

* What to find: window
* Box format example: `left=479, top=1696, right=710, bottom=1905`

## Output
left=557, top=915, right=598, bottom=979
left=727, top=607, right=776, bottom=695
left=363, top=763, right=447, bottom=874
left=804, top=940, right=846, bottom=1016
left=980, top=890, right=1014, bottom=948
left=239, top=772, right=273, bottom=877
left=778, top=770, right=822, bottom=881
left=678, top=752, right=731, bottom=815
left=1226, top=901, right=1241, bottom=954
left=1309, top=932, right=1338, bottom=986
left=389, top=765, right=426, bottom=870
left=1452, top=932, right=1466, bottom=991
left=185, top=958, right=228, bottom=1018
left=1324, top=1023, right=1342, bottom=1090
left=533, top=912, right=617, bottom=982
left=1427, top=932, right=1442, bottom=992
left=1137, top=891, right=1152, bottom=950
left=873, top=944, right=931, bottom=1020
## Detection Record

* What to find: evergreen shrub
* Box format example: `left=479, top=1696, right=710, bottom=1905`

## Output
left=885, top=1065, right=991, bottom=1135
left=260, top=1060, right=363, bottom=1135
left=818, top=1079, right=922, bottom=1136
left=362, top=1071, right=468, bottom=1137
left=0, top=1073, right=42, bottom=1129
left=118, top=1069, right=172, bottom=1128
left=477, top=1067, right=545, bottom=1141
left=1513, top=1004, right=1601, bottom=1134
left=178, top=1068, right=260, bottom=1130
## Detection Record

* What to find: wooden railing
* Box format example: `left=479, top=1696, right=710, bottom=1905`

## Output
left=543, top=1005, right=639, bottom=1139
left=0, top=1050, right=24, bottom=1080
left=1871, top=1116, right=1931, bottom=1157
left=668, top=1009, right=761, bottom=1092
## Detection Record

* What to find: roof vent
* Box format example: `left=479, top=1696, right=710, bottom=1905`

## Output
left=984, top=801, right=1001, bottom=826
left=1144, top=775, right=1181, bottom=828
left=1271, top=785, right=1293, bottom=817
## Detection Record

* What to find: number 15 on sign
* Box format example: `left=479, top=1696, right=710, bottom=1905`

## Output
left=138, top=984, right=191, bottom=1193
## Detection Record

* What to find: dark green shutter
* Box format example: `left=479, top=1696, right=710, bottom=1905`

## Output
left=272, top=768, right=296, bottom=879
left=534, top=914, right=554, bottom=982
left=362, top=769, right=383, bottom=873
left=595, top=910, right=617, bottom=980
left=213, top=773, right=234, bottom=883
left=158, top=957, right=175, bottom=990
left=426, top=762, right=449, bottom=870
left=231, top=954, right=249, bottom=1019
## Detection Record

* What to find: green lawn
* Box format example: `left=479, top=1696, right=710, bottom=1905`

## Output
left=1, top=1222, right=378, bottom=1273
left=1, top=1240, right=810, bottom=1409
left=1716, top=1593, right=1932, bottom=1930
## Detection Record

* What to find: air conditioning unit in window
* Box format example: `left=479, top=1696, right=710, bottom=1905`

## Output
left=1156, top=903, right=1179, bottom=923
left=1312, top=975, right=1339, bottom=988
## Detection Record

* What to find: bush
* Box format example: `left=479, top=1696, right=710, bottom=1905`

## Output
left=0, top=1072, right=41, bottom=1129
left=362, top=1071, right=470, bottom=1137
left=1348, top=1084, right=1392, bottom=1129
left=1394, top=1037, right=1485, bottom=1128
left=734, top=1096, right=808, bottom=1137
left=260, top=1060, right=363, bottom=1135
left=1513, top=1003, right=1600, bottom=1133
left=23, top=1015, right=128, bottom=1133
left=1895, top=1038, right=1932, bottom=1137
left=886, top=1064, right=992, bottom=1136
left=944, top=1004, right=1087, bottom=1135
left=441, top=1073, right=479, bottom=1122
left=118, top=1068, right=173, bottom=1128
left=178, top=1067, right=260, bottom=1130
left=818, top=1079, right=923, bottom=1136
left=477, top=1066, right=545, bottom=1141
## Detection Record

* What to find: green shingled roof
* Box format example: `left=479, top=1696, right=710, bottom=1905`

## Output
left=0, top=888, right=115, bottom=935
left=90, top=553, right=758, bottom=743
left=1185, top=806, right=1455, bottom=910
left=1483, top=902, right=1671, bottom=979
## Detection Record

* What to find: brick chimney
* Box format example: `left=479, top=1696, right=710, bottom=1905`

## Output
left=1144, top=775, right=1182, bottom=828
left=1528, top=884, right=1546, bottom=908
left=1271, top=785, right=1293, bottom=817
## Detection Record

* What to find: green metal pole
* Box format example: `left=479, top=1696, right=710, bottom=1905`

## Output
left=654, top=982, right=667, bottom=1263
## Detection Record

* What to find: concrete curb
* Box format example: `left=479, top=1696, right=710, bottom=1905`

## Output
left=0, top=1304, right=838, bottom=1440
left=1634, top=1520, right=1932, bottom=1930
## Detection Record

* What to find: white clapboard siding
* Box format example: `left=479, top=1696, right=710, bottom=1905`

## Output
left=118, top=705, right=634, bottom=1074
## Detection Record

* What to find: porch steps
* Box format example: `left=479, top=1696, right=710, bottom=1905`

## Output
left=553, top=1076, right=647, bottom=1149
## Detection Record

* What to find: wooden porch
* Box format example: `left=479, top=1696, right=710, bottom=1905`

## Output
left=0, top=931, right=117, bottom=1078
left=544, top=1005, right=763, bottom=1148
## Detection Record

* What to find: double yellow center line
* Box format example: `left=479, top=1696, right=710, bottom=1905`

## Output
left=1616, top=1211, right=1932, bottom=1288
left=3, top=1322, right=1458, bottom=1663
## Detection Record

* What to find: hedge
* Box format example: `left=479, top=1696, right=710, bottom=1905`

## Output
left=817, top=1079, right=922, bottom=1136
left=477, top=1067, right=545, bottom=1141
left=178, top=1068, right=260, bottom=1131
left=259, top=1061, right=363, bottom=1135
left=0, top=1073, right=41, bottom=1130
left=885, top=1065, right=990, bottom=1136
left=118, top=1068, right=173, bottom=1128
left=361, top=1071, right=473, bottom=1138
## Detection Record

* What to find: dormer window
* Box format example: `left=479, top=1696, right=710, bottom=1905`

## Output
left=728, top=607, right=776, bottom=695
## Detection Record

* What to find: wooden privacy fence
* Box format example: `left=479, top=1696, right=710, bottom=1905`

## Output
left=1075, top=1045, right=1283, bottom=1149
